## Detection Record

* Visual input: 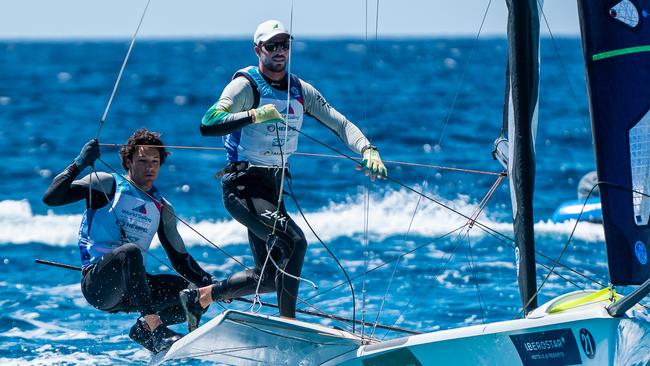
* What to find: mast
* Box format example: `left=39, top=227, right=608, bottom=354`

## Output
left=499, top=0, right=542, bottom=314
left=577, top=0, right=650, bottom=285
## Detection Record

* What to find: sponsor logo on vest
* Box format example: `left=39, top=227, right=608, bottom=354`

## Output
left=121, top=208, right=153, bottom=223
left=134, top=203, right=147, bottom=214
left=635, top=241, right=647, bottom=265
left=579, top=328, right=596, bottom=359
left=267, top=125, right=276, bottom=132
left=123, top=221, right=149, bottom=234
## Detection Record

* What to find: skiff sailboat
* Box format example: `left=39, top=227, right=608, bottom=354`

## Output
left=152, top=0, right=650, bottom=364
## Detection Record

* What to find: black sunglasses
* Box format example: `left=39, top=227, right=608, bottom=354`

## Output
left=262, top=40, right=290, bottom=53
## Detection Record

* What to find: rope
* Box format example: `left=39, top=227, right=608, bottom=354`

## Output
left=436, top=0, right=493, bottom=148
left=464, top=234, right=488, bottom=323
left=369, top=180, right=424, bottom=338
left=98, top=142, right=502, bottom=176
left=536, top=0, right=591, bottom=135
left=96, top=0, right=151, bottom=139
left=382, top=175, right=503, bottom=335
left=286, top=179, right=358, bottom=333
left=382, top=223, right=471, bottom=339
left=302, top=226, right=466, bottom=306
left=514, top=183, right=601, bottom=319
left=253, top=0, right=321, bottom=313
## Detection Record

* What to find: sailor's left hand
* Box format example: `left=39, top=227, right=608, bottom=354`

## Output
left=356, top=147, right=387, bottom=181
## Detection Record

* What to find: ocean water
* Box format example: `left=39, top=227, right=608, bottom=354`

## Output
left=0, top=38, right=627, bottom=365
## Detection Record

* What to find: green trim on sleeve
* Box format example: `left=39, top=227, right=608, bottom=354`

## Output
left=201, top=105, right=231, bottom=126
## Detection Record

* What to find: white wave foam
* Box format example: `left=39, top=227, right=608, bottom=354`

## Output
left=0, top=192, right=605, bottom=247
left=4, top=310, right=96, bottom=341
left=0, top=200, right=82, bottom=245
left=0, top=355, right=110, bottom=366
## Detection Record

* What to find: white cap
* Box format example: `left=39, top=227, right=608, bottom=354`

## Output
left=253, top=20, right=291, bottom=45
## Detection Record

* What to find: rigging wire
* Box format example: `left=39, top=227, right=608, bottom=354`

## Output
left=85, top=0, right=151, bottom=268
left=268, top=119, right=516, bottom=244
left=381, top=223, right=471, bottom=339
left=536, top=0, right=591, bottom=134
left=513, top=183, right=607, bottom=319
left=302, top=225, right=467, bottom=307
left=95, top=145, right=605, bottom=326
left=252, top=0, right=320, bottom=314
left=286, top=179, right=358, bottom=333
left=98, top=142, right=502, bottom=176
left=436, top=0, right=493, bottom=148
left=96, top=0, right=151, bottom=139
left=360, top=0, right=376, bottom=339
left=514, top=181, right=650, bottom=317
left=381, top=175, right=502, bottom=336
left=369, top=181, right=425, bottom=338
left=464, top=233, right=488, bottom=323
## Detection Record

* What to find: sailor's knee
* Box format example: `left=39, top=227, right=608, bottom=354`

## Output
left=293, top=237, right=307, bottom=253
left=116, top=243, right=143, bottom=262
left=252, top=269, right=276, bottom=292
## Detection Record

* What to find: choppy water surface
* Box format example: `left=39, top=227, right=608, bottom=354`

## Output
left=0, top=38, right=625, bottom=365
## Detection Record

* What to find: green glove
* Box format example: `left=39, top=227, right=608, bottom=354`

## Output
left=357, top=147, right=387, bottom=181
left=251, top=104, right=283, bottom=124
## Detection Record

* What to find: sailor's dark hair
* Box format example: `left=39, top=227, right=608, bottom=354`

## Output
left=119, top=128, right=168, bottom=170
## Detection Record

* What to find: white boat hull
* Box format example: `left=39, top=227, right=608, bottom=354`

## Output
left=150, top=310, right=363, bottom=366
left=152, top=293, right=649, bottom=365
left=330, top=296, right=650, bottom=366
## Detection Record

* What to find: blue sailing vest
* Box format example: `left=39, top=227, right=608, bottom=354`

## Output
left=77, top=173, right=162, bottom=267
left=224, top=66, right=304, bottom=166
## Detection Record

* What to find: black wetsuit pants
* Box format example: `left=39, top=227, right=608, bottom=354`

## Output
left=81, top=243, right=189, bottom=325
left=217, top=166, right=308, bottom=318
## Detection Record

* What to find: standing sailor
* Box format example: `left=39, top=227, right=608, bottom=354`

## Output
left=43, top=129, right=213, bottom=353
left=180, top=19, right=387, bottom=330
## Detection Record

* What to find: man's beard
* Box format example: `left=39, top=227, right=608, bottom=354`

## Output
left=263, top=57, right=286, bottom=73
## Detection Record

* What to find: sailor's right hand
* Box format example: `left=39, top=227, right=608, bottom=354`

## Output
left=251, top=104, right=283, bottom=124
left=74, top=139, right=101, bottom=170
left=357, top=147, right=388, bottom=181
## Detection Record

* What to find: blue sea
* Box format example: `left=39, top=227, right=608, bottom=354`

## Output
left=0, top=38, right=628, bottom=364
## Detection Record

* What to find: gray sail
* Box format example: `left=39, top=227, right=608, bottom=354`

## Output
left=496, top=0, right=542, bottom=314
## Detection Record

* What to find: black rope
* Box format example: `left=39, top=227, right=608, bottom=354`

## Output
left=286, top=178, right=357, bottom=333
left=282, top=120, right=516, bottom=245
left=514, top=183, right=604, bottom=319
left=303, top=226, right=466, bottom=303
